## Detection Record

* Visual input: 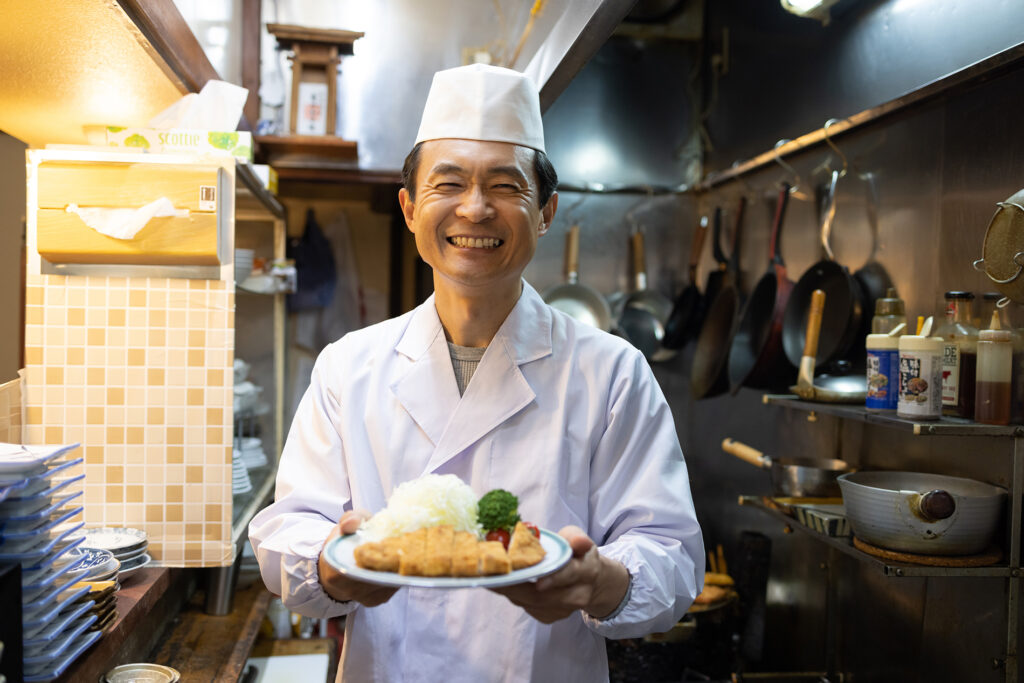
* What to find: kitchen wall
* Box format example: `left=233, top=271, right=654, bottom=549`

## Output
left=525, top=1, right=1024, bottom=678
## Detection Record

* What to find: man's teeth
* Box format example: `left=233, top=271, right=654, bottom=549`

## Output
left=449, top=236, right=502, bottom=248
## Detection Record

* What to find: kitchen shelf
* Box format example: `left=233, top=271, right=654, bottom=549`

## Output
left=762, top=394, right=1024, bottom=437
left=738, top=496, right=1014, bottom=578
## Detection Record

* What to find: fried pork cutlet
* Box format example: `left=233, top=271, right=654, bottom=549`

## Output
left=508, top=522, right=546, bottom=570
left=478, top=540, right=511, bottom=575
left=424, top=525, right=455, bottom=576
left=398, top=528, right=428, bottom=576
left=451, top=531, right=480, bottom=577
left=353, top=538, right=401, bottom=573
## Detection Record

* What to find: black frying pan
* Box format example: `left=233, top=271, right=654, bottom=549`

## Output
left=728, top=184, right=794, bottom=393
left=781, top=170, right=866, bottom=369
left=662, top=215, right=709, bottom=350
left=691, top=197, right=746, bottom=399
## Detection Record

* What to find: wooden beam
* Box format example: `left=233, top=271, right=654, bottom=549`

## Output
left=241, top=0, right=261, bottom=129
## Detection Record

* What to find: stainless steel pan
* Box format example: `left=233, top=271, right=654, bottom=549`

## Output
left=543, top=224, right=613, bottom=331
left=722, top=437, right=851, bottom=498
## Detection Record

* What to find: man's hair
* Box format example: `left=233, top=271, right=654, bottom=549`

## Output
left=401, top=142, right=558, bottom=208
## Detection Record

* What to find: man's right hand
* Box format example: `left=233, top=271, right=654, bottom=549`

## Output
left=317, top=510, right=399, bottom=607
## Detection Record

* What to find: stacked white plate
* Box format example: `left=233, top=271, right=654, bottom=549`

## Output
left=234, top=248, right=255, bottom=285
left=0, top=442, right=101, bottom=682
left=232, top=449, right=253, bottom=495
left=235, top=437, right=267, bottom=469
left=81, top=527, right=150, bottom=582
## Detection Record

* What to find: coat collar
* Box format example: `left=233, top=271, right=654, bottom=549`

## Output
left=390, top=281, right=553, bottom=473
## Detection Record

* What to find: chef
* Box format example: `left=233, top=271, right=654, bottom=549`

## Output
left=249, top=63, right=703, bottom=682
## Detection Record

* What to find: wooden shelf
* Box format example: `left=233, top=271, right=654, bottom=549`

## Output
left=149, top=579, right=272, bottom=681
left=256, top=135, right=359, bottom=165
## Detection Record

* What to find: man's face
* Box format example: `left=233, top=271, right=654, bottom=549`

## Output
left=399, top=139, right=557, bottom=297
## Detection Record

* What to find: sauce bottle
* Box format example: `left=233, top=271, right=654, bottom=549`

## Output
left=935, top=291, right=979, bottom=419
left=872, top=288, right=907, bottom=335
left=976, top=310, right=1013, bottom=425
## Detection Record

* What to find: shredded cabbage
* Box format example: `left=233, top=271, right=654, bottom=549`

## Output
left=361, top=474, right=482, bottom=541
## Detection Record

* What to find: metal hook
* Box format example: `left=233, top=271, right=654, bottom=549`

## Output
left=772, top=140, right=813, bottom=201
left=624, top=188, right=654, bottom=234
left=823, top=118, right=849, bottom=177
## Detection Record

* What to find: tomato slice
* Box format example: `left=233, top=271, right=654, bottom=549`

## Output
left=486, top=529, right=511, bottom=549
left=524, top=522, right=540, bottom=539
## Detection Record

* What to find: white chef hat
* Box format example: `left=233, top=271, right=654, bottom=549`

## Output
left=414, top=64, right=545, bottom=153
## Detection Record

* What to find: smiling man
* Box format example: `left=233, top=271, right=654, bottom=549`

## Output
left=249, top=64, right=703, bottom=683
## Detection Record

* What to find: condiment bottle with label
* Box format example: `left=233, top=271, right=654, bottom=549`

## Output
left=872, top=288, right=907, bottom=335
left=866, top=323, right=903, bottom=411
left=935, top=291, right=979, bottom=418
left=898, top=321, right=943, bottom=420
left=976, top=310, right=1013, bottom=425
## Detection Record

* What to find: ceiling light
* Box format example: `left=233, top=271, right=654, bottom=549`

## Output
left=781, top=0, right=841, bottom=24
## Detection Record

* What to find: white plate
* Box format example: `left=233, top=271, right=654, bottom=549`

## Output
left=23, top=629, right=101, bottom=681
left=81, top=527, right=147, bottom=554
left=323, top=529, right=572, bottom=589
left=118, top=553, right=151, bottom=576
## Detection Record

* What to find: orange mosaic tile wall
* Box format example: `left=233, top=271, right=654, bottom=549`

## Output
left=22, top=273, right=235, bottom=566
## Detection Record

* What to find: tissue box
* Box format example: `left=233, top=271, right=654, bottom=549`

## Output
left=104, top=127, right=253, bottom=161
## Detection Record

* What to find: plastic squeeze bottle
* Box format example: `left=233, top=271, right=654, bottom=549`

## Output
left=976, top=310, right=1013, bottom=425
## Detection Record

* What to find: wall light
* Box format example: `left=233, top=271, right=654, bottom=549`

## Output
left=780, top=0, right=841, bottom=24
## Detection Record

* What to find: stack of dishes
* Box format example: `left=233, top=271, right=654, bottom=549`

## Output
left=236, top=437, right=267, bottom=469
left=234, top=248, right=255, bottom=285
left=82, top=527, right=150, bottom=583
left=0, top=442, right=103, bottom=682
left=232, top=449, right=253, bottom=495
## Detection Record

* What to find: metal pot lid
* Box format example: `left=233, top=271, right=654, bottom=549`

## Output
left=104, top=663, right=181, bottom=683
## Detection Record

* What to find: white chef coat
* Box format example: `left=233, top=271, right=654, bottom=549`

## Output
left=249, top=281, right=704, bottom=683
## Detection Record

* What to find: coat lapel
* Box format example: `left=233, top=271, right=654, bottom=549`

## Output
left=425, top=282, right=554, bottom=473
left=390, top=296, right=461, bottom=447
left=392, top=283, right=554, bottom=475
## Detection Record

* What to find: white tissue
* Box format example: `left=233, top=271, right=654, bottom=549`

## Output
left=147, top=80, right=249, bottom=131
left=66, top=197, right=189, bottom=240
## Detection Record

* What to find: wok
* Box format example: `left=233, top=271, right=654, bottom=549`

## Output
left=838, top=471, right=1006, bottom=556
left=691, top=197, right=746, bottom=399
left=543, top=224, right=613, bottom=331
left=782, top=170, right=867, bottom=370
left=722, top=437, right=851, bottom=498
left=728, top=184, right=794, bottom=393
left=662, top=215, right=709, bottom=350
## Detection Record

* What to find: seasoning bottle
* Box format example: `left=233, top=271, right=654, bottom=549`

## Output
left=976, top=310, right=1013, bottom=425
left=898, top=324, right=944, bottom=420
left=866, top=325, right=902, bottom=411
left=872, top=288, right=907, bottom=335
left=935, top=291, right=979, bottom=418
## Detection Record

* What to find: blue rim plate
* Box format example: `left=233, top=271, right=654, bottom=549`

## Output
left=324, top=528, right=572, bottom=589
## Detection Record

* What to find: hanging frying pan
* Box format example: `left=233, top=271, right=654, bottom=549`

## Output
left=697, top=207, right=728, bottom=330
left=691, top=196, right=746, bottom=399
left=619, top=232, right=674, bottom=361
left=662, top=215, right=710, bottom=350
left=543, top=224, right=613, bottom=331
left=728, top=184, right=794, bottom=393
left=781, top=170, right=867, bottom=370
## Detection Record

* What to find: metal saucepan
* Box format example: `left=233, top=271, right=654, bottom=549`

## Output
left=543, top=224, right=613, bottom=332
left=692, top=197, right=746, bottom=399
left=619, top=231, right=675, bottom=361
left=781, top=170, right=867, bottom=370
left=838, top=471, right=1006, bottom=556
left=728, top=184, right=794, bottom=393
left=722, top=437, right=852, bottom=498
left=662, top=215, right=710, bottom=350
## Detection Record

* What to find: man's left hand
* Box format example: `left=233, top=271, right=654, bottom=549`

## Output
left=490, top=525, right=629, bottom=624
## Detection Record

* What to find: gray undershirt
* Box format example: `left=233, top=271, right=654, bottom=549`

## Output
left=448, top=342, right=486, bottom=396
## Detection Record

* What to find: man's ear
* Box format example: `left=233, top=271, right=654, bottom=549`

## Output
left=398, top=188, right=416, bottom=232
left=538, top=192, right=558, bottom=236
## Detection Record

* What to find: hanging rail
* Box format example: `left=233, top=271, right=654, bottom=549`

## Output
left=697, top=41, right=1024, bottom=192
